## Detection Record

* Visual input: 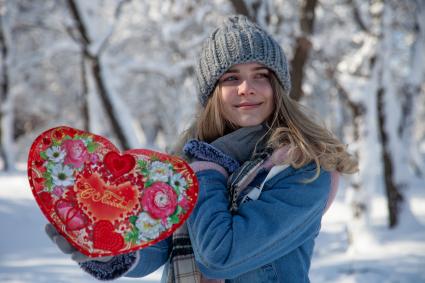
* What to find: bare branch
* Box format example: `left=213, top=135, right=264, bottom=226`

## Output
left=300, top=0, right=317, bottom=35
left=66, top=0, right=91, bottom=46
left=290, top=0, right=318, bottom=101
left=97, top=0, right=132, bottom=55
left=229, top=0, right=252, bottom=19
left=0, top=14, right=8, bottom=102
left=349, top=0, right=370, bottom=33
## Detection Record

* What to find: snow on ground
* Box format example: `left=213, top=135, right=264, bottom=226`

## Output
left=0, top=173, right=163, bottom=283
left=1, top=173, right=424, bottom=283
left=310, top=178, right=425, bottom=283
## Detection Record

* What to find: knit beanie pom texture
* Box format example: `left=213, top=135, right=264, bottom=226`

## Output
left=195, top=15, right=291, bottom=106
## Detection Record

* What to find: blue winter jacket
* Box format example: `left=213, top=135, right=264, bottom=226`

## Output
left=80, top=162, right=331, bottom=282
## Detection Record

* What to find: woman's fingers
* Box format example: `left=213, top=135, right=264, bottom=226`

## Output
left=45, top=223, right=59, bottom=242
left=45, top=223, right=113, bottom=263
left=71, top=251, right=90, bottom=263
left=53, top=234, right=76, bottom=254
left=45, top=223, right=75, bottom=254
left=71, top=251, right=113, bottom=263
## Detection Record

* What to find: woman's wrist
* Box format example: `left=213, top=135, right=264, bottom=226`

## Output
left=183, top=139, right=240, bottom=173
left=190, top=161, right=229, bottom=178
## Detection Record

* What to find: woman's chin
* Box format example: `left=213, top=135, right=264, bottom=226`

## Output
left=233, top=118, right=265, bottom=127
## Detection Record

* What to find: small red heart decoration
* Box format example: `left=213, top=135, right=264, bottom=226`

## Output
left=28, top=126, right=198, bottom=257
left=104, top=152, right=136, bottom=178
left=93, top=220, right=124, bottom=252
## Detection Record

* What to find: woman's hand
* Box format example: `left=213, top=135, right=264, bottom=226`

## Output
left=45, top=224, right=113, bottom=263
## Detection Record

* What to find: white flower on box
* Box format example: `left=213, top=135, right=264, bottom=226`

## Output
left=46, top=146, right=66, bottom=163
left=170, top=173, right=187, bottom=193
left=148, top=161, right=173, bottom=182
left=135, top=212, right=163, bottom=242
left=51, top=164, right=75, bottom=187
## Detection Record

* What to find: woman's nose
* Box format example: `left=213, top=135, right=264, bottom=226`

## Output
left=237, top=79, right=254, bottom=96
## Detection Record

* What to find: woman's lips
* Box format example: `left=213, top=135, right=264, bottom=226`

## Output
left=236, top=102, right=263, bottom=109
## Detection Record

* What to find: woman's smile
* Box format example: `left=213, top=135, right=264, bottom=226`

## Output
left=235, top=102, right=264, bottom=110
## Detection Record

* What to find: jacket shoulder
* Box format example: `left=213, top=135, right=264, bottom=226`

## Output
left=264, top=162, right=332, bottom=206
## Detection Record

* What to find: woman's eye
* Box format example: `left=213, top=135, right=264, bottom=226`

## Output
left=221, top=75, right=238, bottom=82
left=255, top=73, right=269, bottom=79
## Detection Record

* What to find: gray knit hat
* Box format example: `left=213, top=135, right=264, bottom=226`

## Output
left=195, top=15, right=291, bottom=106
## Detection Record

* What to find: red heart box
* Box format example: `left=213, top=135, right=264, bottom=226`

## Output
left=27, top=126, right=198, bottom=257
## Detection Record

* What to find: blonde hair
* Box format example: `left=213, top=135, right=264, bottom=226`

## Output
left=266, top=74, right=358, bottom=179
left=172, top=73, right=358, bottom=180
left=171, top=87, right=236, bottom=154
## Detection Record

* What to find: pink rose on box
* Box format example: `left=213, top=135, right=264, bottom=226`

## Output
left=142, top=182, right=178, bottom=220
left=62, top=139, right=89, bottom=168
left=89, top=153, right=99, bottom=163
left=52, top=186, right=65, bottom=197
left=178, top=197, right=190, bottom=210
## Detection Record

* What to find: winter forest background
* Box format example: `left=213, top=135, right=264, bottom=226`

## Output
left=0, top=0, right=424, bottom=282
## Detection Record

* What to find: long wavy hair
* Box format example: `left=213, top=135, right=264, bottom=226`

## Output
left=171, top=72, right=358, bottom=180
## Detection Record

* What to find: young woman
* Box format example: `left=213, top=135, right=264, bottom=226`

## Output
left=46, top=15, right=358, bottom=282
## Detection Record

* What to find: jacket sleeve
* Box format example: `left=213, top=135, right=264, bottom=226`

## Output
left=79, top=236, right=171, bottom=280
left=186, top=163, right=331, bottom=279
left=125, top=236, right=172, bottom=278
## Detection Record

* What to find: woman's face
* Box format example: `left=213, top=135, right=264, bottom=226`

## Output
left=218, top=63, right=274, bottom=127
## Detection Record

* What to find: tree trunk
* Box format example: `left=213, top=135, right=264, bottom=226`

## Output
left=230, top=0, right=274, bottom=26
left=376, top=2, right=404, bottom=228
left=290, top=0, right=317, bottom=101
left=333, top=74, right=365, bottom=229
left=377, top=86, right=403, bottom=227
left=229, top=0, right=251, bottom=19
left=399, top=1, right=425, bottom=178
left=79, top=54, right=90, bottom=131
left=0, top=12, right=15, bottom=171
left=67, top=0, right=131, bottom=150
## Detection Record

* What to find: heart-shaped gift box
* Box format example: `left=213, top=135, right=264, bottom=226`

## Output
left=27, top=126, right=198, bottom=257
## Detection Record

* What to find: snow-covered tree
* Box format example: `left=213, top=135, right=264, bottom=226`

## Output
left=0, top=1, right=423, bottom=238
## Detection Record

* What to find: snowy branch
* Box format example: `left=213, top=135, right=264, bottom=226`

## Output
left=349, top=0, right=371, bottom=34
left=96, top=0, right=132, bottom=55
